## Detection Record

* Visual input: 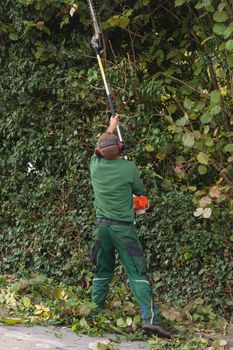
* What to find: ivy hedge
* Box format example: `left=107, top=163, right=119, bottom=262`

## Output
left=0, top=0, right=232, bottom=321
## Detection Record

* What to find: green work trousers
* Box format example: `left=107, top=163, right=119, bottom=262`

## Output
left=91, top=224, right=161, bottom=325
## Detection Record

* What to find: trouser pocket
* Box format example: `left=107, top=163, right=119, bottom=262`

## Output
left=124, top=240, right=147, bottom=275
left=112, top=225, right=147, bottom=275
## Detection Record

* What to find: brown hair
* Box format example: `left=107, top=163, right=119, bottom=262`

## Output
left=98, top=132, right=119, bottom=160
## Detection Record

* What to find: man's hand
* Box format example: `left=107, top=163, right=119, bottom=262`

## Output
left=107, top=114, right=119, bottom=133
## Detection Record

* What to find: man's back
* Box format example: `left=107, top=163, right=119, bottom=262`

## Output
left=90, top=154, right=144, bottom=222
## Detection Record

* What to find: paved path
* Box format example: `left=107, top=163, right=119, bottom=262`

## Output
left=0, top=325, right=149, bottom=350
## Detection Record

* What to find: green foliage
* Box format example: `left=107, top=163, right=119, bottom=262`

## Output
left=0, top=0, right=232, bottom=323
left=0, top=274, right=232, bottom=349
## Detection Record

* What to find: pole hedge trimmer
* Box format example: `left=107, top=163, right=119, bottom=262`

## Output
left=86, top=0, right=123, bottom=143
left=86, top=0, right=149, bottom=215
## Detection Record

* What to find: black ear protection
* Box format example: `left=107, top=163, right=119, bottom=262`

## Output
left=95, top=139, right=125, bottom=157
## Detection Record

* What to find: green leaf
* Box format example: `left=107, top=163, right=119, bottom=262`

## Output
left=176, top=116, right=188, bottom=126
left=210, top=105, right=221, bottom=116
left=224, top=144, right=233, bottom=153
left=195, top=2, right=203, bottom=9
left=79, top=304, right=92, bottom=316
left=213, top=10, right=228, bottom=23
left=22, top=296, right=31, bottom=308
left=227, top=56, right=233, bottom=67
left=116, top=317, right=127, bottom=328
left=200, top=113, right=211, bottom=124
left=226, top=40, right=233, bottom=51
left=145, top=144, right=154, bottom=152
left=107, top=15, right=129, bottom=29
left=182, top=133, right=195, bottom=147
left=18, top=0, right=33, bottom=3
left=175, top=0, right=186, bottom=6
left=118, top=15, right=130, bottom=29
left=224, top=23, right=233, bottom=38
left=0, top=318, right=26, bottom=325
left=198, top=165, right=208, bottom=175
left=161, top=178, right=172, bottom=190
left=9, top=32, right=18, bottom=41
left=213, top=23, right=226, bottom=35
left=183, top=252, right=191, bottom=261
left=205, top=4, right=215, bottom=12
left=168, top=104, right=177, bottom=114
left=218, top=3, right=226, bottom=11
left=184, top=97, right=193, bottom=109
left=210, top=90, right=221, bottom=104
left=197, top=152, right=209, bottom=165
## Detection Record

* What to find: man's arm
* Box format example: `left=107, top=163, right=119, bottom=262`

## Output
left=132, top=165, right=144, bottom=196
left=106, top=114, right=119, bottom=134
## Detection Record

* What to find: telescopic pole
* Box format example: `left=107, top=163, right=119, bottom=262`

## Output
left=86, top=0, right=123, bottom=144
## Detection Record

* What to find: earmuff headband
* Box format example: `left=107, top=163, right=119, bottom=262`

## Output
left=99, top=139, right=118, bottom=149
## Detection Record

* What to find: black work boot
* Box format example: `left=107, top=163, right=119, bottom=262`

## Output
left=142, top=324, right=172, bottom=339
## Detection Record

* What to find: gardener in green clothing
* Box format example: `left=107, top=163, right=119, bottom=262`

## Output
left=90, top=115, right=171, bottom=338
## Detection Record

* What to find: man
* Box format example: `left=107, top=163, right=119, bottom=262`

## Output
left=90, top=115, right=171, bottom=338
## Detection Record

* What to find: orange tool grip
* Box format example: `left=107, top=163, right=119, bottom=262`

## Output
left=133, top=195, right=149, bottom=212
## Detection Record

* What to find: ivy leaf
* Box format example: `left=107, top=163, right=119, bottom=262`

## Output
left=193, top=208, right=203, bottom=217
left=224, top=23, right=233, bottom=38
left=224, top=144, right=233, bottom=153
left=168, top=104, right=177, bottom=114
left=210, top=90, right=221, bottom=104
left=226, top=40, right=233, bottom=51
left=9, top=32, right=18, bottom=41
left=161, top=178, right=172, bottom=190
left=79, top=304, right=92, bottom=316
left=205, top=4, right=215, bottom=13
left=210, top=105, right=221, bottom=116
left=199, top=196, right=212, bottom=208
left=107, top=15, right=129, bottom=29
left=145, top=144, right=154, bottom=152
left=22, top=296, right=31, bottom=308
left=227, top=56, right=233, bottom=67
left=197, top=152, right=209, bottom=165
left=88, top=339, right=113, bottom=350
left=213, top=10, right=228, bottom=23
left=200, top=113, right=211, bottom=124
left=183, top=251, right=192, bottom=261
left=18, top=0, right=33, bottom=3
left=116, top=317, right=127, bottom=328
left=184, top=97, right=193, bottom=109
left=176, top=116, right=188, bottom=126
left=175, top=0, right=186, bottom=6
left=213, top=23, right=226, bottom=35
left=182, top=133, right=195, bottom=147
left=195, top=2, right=203, bottom=9
left=203, top=207, right=212, bottom=218
left=209, top=186, right=221, bottom=198
left=198, top=165, right=208, bottom=175
left=126, top=317, right=133, bottom=326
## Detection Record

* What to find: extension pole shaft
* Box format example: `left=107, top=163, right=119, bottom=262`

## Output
left=94, top=47, right=123, bottom=142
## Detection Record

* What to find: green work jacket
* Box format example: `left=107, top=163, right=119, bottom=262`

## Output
left=90, top=154, right=144, bottom=222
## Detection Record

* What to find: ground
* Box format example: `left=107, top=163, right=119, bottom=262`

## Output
left=0, top=325, right=149, bottom=350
